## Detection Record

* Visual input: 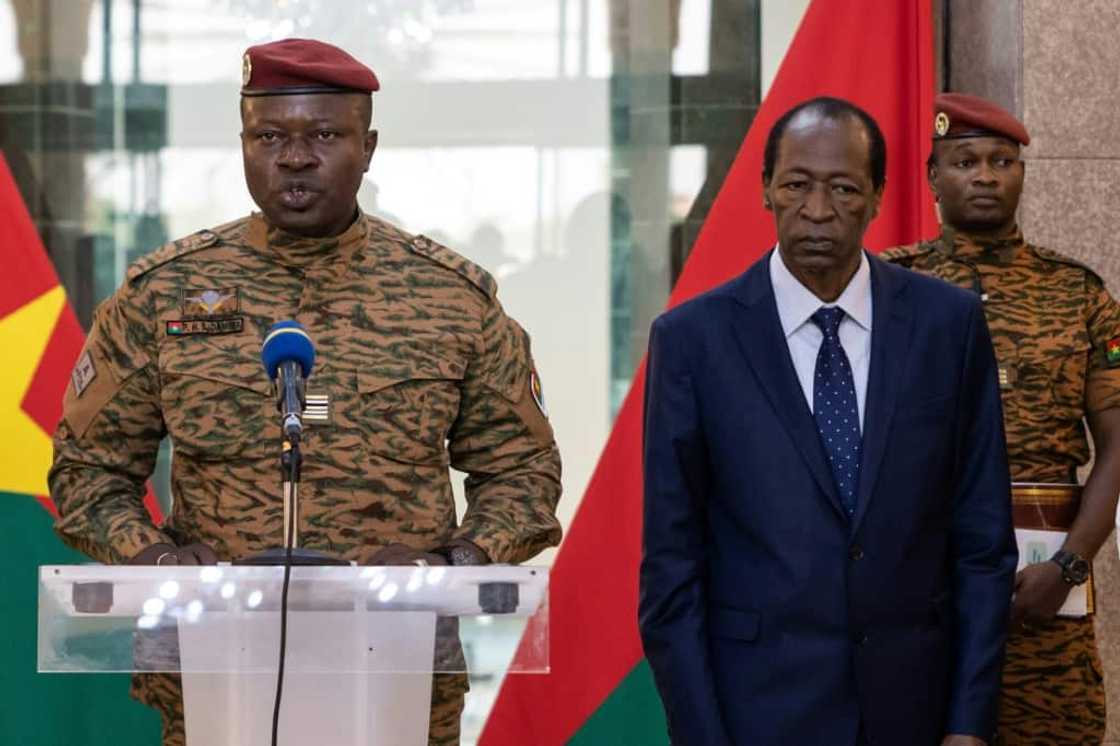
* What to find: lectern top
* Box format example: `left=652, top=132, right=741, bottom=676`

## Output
left=38, top=564, right=549, bottom=675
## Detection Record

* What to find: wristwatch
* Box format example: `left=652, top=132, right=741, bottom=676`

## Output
left=1050, top=549, right=1090, bottom=586
left=435, top=539, right=490, bottom=566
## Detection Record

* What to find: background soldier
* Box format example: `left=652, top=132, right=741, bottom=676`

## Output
left=885, top=92, right=1120, bottom=745
left=48, top=39, right=562, bottom=746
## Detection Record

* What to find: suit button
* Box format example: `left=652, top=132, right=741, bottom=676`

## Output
left=855, top=633, right=868, bottom=647
left=849, top=545, right=864, bottom=560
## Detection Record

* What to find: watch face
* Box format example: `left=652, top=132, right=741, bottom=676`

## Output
left=449, top=545, right=480, bottom=566
left=1056, top=551, right=1090, bottom=584
left=1069, top=559, right=1091, bottom=583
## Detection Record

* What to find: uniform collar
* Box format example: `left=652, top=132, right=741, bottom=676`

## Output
left=245, top=210, right=368, bottom=271
left=935, top=224, right=1025, bottom=262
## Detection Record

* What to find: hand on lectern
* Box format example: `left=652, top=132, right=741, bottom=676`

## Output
left=433, top=538, right=490, bottom=566
left=129, top=541, right=218, bottom=566
left=364, top=543, right=447, bottom=567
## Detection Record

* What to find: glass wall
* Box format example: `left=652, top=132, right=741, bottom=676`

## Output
left=2, top=0, right=790, bottom=740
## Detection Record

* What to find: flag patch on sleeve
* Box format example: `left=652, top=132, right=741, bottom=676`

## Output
left=71, top=351, right=97, bottom=397
left=1108, top=337, right=1120, bottom=366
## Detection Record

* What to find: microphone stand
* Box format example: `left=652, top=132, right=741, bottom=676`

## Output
left=237, top=402, right=346, bottom=567
left=241, top=321, right=348, bottom=746
left=281, top=440, right=300, bottom=550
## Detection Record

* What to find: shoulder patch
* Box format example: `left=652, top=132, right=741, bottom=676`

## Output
left=879, top=242, right=934, bottom=265
left=406, top=235, right=497, bottom=299
left=126, top=229, right=221, bottom=283
left=1028, top=244, right=1103, bottom=284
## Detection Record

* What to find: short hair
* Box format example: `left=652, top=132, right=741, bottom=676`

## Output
left=762, top=96, right=886, bottom=191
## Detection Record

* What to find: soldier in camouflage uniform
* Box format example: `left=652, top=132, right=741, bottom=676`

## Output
left=884, top=93, right=1120, bottom=745
left=48, top=39, right=562, bottom=746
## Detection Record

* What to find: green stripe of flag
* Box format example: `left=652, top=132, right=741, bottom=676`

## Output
left=0, top=492, right=159, bottom=745
left=567, top=660, right=669, bottom=745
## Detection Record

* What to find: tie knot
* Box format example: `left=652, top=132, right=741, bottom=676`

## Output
left=812, top=306, right=845, bottom=337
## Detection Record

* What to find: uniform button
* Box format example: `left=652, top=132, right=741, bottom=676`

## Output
left=849, top=545, right=864, bottom=561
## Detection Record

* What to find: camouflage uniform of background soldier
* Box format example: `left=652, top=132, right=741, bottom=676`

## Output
left=885, top=93, right=1120, bottom=746
left=48, top=39, right=562, bottom=746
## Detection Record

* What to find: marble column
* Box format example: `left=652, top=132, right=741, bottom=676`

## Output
left=1017, top=4, right=1120, bottom=737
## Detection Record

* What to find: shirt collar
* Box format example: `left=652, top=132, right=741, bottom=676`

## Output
left=245, top=210, right=368, bottom=272
left=769, top=247, right=872, bottom=338
left=935, top=224, right=1026, bottom=262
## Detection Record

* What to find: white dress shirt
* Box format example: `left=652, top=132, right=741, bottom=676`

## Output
left=768, top=248, right=873, bottom=431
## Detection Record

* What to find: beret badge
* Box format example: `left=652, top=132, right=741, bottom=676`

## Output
left=934, top=111, right=950, bottom=137
left=241, top=52, right=252, bottom=87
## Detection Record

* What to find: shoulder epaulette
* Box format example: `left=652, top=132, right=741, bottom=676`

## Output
left=879, top=242, right=935, bottom=266
left=1028, top=244, right=1103, bottom=284
left=126, top=229, right=221, bottom=283
left=406, top=234, right=497, bottom=299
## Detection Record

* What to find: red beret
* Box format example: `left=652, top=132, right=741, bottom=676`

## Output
left=241, top=38, right=380, bottom=97
left=933, top=92, right=1029, bottom=146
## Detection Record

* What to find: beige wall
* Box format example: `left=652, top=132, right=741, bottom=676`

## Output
left=949, top=0, right=1120, bottom=740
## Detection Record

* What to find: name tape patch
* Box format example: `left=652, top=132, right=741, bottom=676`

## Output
left=167, top=318, right=245, bottom=336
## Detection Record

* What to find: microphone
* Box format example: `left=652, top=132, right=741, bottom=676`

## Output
left=261, top=321, right=315, bottom=443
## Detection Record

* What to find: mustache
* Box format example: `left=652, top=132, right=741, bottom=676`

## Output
left=276, top=180, right=321, bottom=192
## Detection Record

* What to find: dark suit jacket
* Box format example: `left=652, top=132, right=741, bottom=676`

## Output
left=639, top=252, right=1016, bottom=746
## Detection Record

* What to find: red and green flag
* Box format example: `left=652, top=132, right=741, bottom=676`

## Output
left=0, top=153, right=162, bottom=744
left=480, top=0, right=938, bottom=743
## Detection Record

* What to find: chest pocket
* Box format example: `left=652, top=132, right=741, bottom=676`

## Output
left=1013, top=330, right=1090, bottom=423
left=159, top=337, right=273, bottom=459
left=355, top=355, right=467, bottom=466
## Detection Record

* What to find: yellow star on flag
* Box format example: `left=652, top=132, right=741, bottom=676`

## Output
left=0, top=285, right=66, bottom=497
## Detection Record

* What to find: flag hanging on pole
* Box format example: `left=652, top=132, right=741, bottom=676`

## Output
left=0, top=152, right=164, bottom=744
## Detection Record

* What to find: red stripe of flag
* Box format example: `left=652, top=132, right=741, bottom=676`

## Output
left=0, top=155, right=57, bottom=318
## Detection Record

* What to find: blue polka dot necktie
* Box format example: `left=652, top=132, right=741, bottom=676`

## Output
left=811, top=307, right=862, bottom=517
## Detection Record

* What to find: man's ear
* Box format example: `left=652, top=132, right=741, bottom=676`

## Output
left=927, top=163, right=940, bottom=201
left=762, top=179, right=773, bottom=211
left=363, top=130, right=378, bottom=171
left=869, top=183, right=884, bottom=221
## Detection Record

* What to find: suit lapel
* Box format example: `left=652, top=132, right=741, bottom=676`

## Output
left=851, top=256, right=912, bottom=533
left=725, top=253, right=847, bottom=521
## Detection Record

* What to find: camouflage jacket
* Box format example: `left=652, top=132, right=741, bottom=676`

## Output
left=883, top=227, right=1120, bottom=483
left=50, top=212, right=563, bottom=565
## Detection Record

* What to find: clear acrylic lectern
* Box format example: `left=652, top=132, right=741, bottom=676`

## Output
left=39, top=565, right=548, bottom=745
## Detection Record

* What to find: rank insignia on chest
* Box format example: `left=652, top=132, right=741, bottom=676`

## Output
left=997, top=366, right=1016, bottom=390
left=303, top=392, right=331, bottom=424
left=1107, top=338, right=1120, bottom=367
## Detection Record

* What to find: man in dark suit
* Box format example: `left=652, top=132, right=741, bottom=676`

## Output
left=639, top=97, right=1017, bottom=746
